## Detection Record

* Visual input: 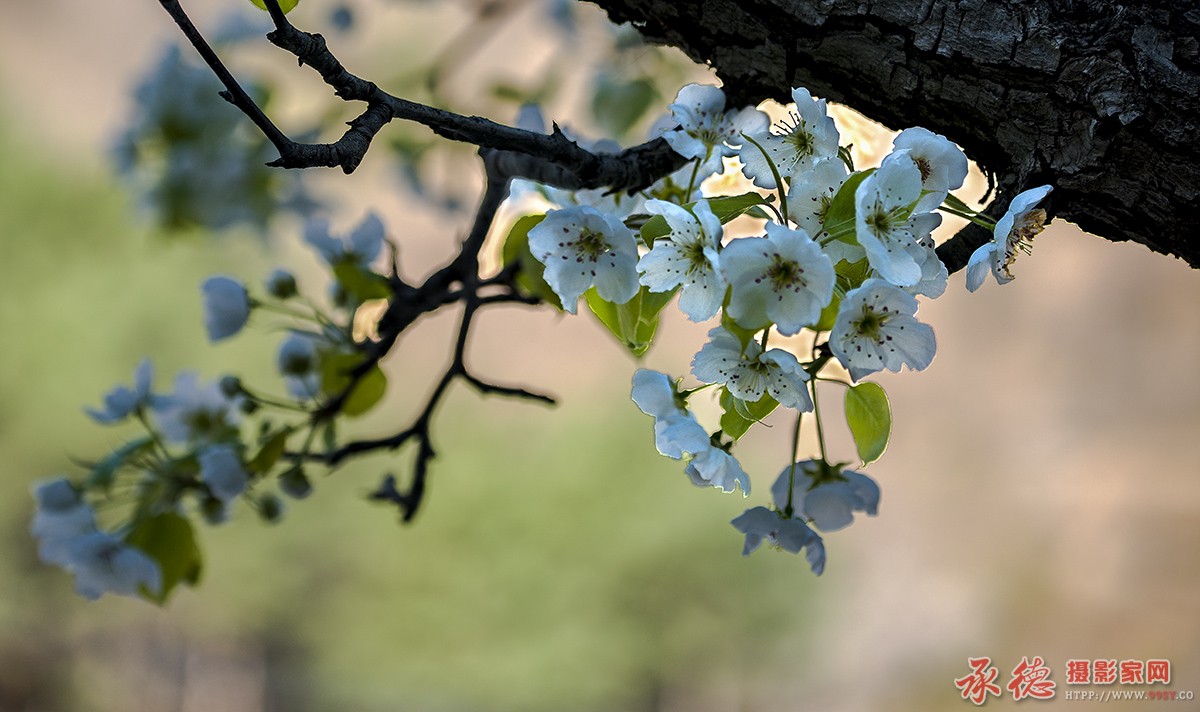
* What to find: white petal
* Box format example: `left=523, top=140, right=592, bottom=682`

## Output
left=965, top=243, right=996, bottom=292
left=631, top=369, right=677, bottom=418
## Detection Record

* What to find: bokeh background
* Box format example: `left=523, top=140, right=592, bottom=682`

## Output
left=1, top=1, right=1197, bottom=710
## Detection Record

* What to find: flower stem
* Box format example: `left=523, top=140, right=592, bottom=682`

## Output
left=740, top=132, right=789, bottom=224
left=784, top=411, right=802, bottom=518
left=685, top=157, right=703, bottom=199
left=938, top=205, right=995, bottom=229
left=810, top=375, right=828, bottom=462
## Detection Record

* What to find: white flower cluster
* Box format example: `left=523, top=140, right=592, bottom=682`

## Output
left=520, top=83, right=1053, bottom=573
left=32, top=213, right=392, bottom=601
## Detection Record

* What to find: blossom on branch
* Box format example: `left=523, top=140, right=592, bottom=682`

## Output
left=730, top=506, right=825, bottom=574
left=855, top=152, right=927, bottom=287
left=661, top=84, right=768, bottom=173
left=966, top=185, right=1054, bottom=292
left=829, top=279, right=936, bottom=381
left=721, top=223, right=834, bottom=335
left=528, top=205, right=640, bottom=313
left=740, top=87, right=839, bottom=190
left=637, top=199, right=726, bottom=321
left=770, top=461, right=880, bottom=532
left=201, top=275, right=251, bottom=342
left=85, top=359, right=155, bottom=424
left=690, top=327, right=813, bottom=411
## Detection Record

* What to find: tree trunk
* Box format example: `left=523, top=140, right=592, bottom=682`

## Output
left=591, top=0, right=1200, bottom=270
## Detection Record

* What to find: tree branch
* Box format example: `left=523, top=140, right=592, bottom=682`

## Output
left=158, top=0, right=687, bottom=187
left=593, top=0, right=1200, bottom=269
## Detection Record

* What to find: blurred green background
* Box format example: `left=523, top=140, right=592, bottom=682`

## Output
left=1, top=1, right=1198, bottom=710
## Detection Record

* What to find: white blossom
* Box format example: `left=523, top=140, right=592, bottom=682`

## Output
left=277, top=332, right=321, bottom=399
left=730, top=506, right=825, bottom=574
left=265, top=268, right=297, bottom=299
left=528, top=205, right=640, bottom=313
left=786, top=157, right=849, bottom=236
left=740, top=87, right=840, bottom=189
left=891, top=128, right=969, bottom=212
left=67, top=532, right=161, bottom=601
left=722, top=223, right=835, bottom=335
left=30, top=478, right=97, bottom=567
left=902, top=212, right=949, bottom=298
left=637, top=199, right=726, bottom=321
left=966, top=185, right=1053, bottom=292
left=854, top=152, right=927, bottom=287
left=201, top=275, right=251, bottom=342
left=684, top=447, right=751, bottom=495
left=770, top=461, right=880, bottom=532
left=829, top=279, right=936, bottom=381
left=661, top=84, right=768, bottom=172
left=199, top=444, right=248, bottom=503
left=152, top=372, right=241, bottom=444
left=631, top=369, right=709, bottom=459
left=690, top=327, right=813, bottom=411
left=304, top=212, right=385, bottom=267
left=85, top=359, right=154, bottom=424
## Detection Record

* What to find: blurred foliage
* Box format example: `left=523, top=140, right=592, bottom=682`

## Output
left=0, top=119, right=817, bottom=710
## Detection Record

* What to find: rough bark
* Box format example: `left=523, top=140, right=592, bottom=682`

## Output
left=592, top=0, right=1200, bottom=269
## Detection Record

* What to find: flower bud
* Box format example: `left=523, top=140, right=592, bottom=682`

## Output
left=258, top=494, right=284, bottom=523
left=279, top=466, right=312, bottom=499
left=265, top=268, right=297, bottom=299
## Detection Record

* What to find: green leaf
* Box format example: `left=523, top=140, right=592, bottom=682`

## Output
left=591, top=76, right=659, bottom=138
left=821, top=169, right=874, bottom=243
left=719, top=388, right=779, bottom=441
left=249, top=0, right=300, bottom=13
left=813, top=258, right=872, bottom=331
left=813, top=294, right=840, bottom=332
left=321, top=352, right=388, bottom=418
left=942, top=192, right=976, bottom=214
left=584, top=285, right=675, bottom=357
left=87, top=437, right=155, bottom=492
left=845, top=381, right=891, bottom=465
left=248, top=427, right=293, bottom=475
left=707, top=192, right=772, bottom=224
left=332, top=262, right=391, bottom=304
left=501, top=214, right=562, bottom=309
left=125, top=512, right=203, bottom=605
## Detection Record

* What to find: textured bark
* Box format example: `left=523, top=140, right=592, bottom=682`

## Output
left=592, top=0, right=1200, bottom=269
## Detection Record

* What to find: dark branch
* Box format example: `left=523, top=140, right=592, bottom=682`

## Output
left=159, top=0, right=687, bottom=187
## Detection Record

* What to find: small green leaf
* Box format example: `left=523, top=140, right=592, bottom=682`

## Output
left=584, top=285, right=675, bottom=357
left=821, top=169, right=874, bottom=243
left=719, top=388, right=779, bottom=441
left=942, top=192, right=976, bottom=214
left=321, top=420, right=338, bottom=455
left=321, top=352, right=388, bottom=417
left=501, top=214, right=562, bottom=309
left=248, top=428, right=293, bottom=475
left=332, top=262, right=391, bottom=304
left=249, top=0, right=300, bottom=13
left=88, top=437, right=156, bottom=492
left=813, top=294, right=840, bottom=332
left=592, top=75, right=659, bottom=138
left=125, top=512, right=203, bottom=605
left=845, top=381, right=891, bottom=465
left=706, top=192, right=771, bottom=224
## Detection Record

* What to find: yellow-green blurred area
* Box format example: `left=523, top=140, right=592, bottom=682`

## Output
left=2, top=1, right=1199, bottom=711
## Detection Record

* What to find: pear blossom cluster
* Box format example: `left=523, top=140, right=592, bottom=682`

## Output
left=113, top=39, right=313, bottom=232
left=521, top=83, right=1052, bottom=573
left=30, top=214, right=396, bottom=601
left=35, top=78, right=1055, bottom=601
